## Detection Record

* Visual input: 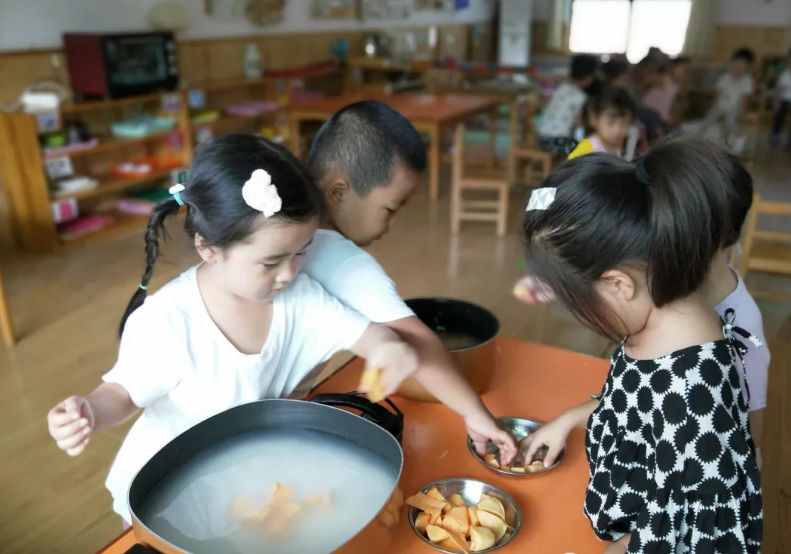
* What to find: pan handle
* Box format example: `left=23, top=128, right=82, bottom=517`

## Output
left=311, top=391, right=401, bottom=417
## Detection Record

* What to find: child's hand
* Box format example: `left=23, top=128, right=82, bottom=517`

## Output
left=47, top=396, right=95, bottom=456
left=465, top=411, right=518, bottom=466
left=363, top=341, right=419, bottom=397
left=513, top=275, right=556, bottom=304
left=519, top=417, right=572, bottom=468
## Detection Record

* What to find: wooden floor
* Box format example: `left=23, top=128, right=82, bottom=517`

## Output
left=0, top=152, right=789, bottom=553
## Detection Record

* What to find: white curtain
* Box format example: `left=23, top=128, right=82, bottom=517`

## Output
left=547, top=0, right=573, bottom=51
left=682, top=0, right=721, bottom=56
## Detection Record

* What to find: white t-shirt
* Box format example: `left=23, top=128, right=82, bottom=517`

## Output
left=537, top=83, right=587, bottom=138
left=102, top=266, right=369, bottom=521
left=716, top=73, right=754, bottom=111
left=777, top=69, right=791, bottom=101
left=301, top=229, right=414, bottom=323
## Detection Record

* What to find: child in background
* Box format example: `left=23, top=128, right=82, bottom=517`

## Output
left=568, top=88, right=636, bottom=159
left=537, top=54, right=600, bottom=155
left=771, top=48, right=791, bottom=147
left=520, top=139, right=762, bottom=554
left=47, top=135, right=421, bottom=524
left=642, top=56, right=690, bottom=127
left=305, top=101, right=517, bottom=460
left=698, top=47, right=755, bottom=144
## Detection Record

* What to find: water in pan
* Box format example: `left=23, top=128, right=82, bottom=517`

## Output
left=436, top=331, right=481, bottom=350
left=137, top=428, right=398, bottom=554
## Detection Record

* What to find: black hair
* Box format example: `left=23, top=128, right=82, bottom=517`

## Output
left=602, top=60, right=631, bottom=84
left=722, top=152, right=754, bottom=248
left=522, top=137, right=737, bottom=342
left=588, top=87, right=636, bottom=119
left=308, top=100, right=426, bottom=197
left=570, top=54, right=599, bottom=81
left=732, top=47, right=755, bottom=64
left=119, top=134, right=324, bottom=335
left=672, top=56, right=691, bottom=66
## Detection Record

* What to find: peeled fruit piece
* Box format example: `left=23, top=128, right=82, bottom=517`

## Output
left=447, top=530, right=471, bottom=553
left=483, top=453, right=496, bottom=463
left=438, top=538, right=465, bottom=552
left=406, top=492, right=444, bottom=516
left=468, top=507, right=480, bottom=527
left=270, top=483, right=294, bottom=505
left=470, top=526, right=496, bottom=552
left=427, top=524, right=450, bottom=543
left=477, top=509, right=508, bottom=542
left=430, top=512, right=443, bottom=526
left=510, top=466, right=526, bottom=473
left=442, top=506, right=470, bottom=535
left=442, top=501, right=453, bottom=514
left=415, top=512, right=431, bottom=534
left=477, top=495, right=506, bottom=521
left=427, top=487, right=446, bottom=502
left=360, top=369, right=385, bottom=403
left=449, top=494, right=466, bottom=507
left=304, top=490, right=331, bottom=508
left=501, top=465, right=511, bottom=471
left=486, top=459, right=501, bottom=469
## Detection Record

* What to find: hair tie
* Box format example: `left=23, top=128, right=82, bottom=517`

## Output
left=634, top=157, right=652, bottom=185
left=138, top=284, right=148, bottom=291
left=169, top=184, right=186, bottom=207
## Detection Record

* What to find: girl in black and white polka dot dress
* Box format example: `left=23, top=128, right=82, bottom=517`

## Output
left=519, top=138, right=762, bottom=554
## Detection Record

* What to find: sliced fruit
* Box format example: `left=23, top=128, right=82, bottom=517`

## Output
left=442, top=506, right=469, bottom=535
left=415, top=512, right=431, bottom=534
left=447, top=530, right=471, bottom=553
left=500, top=465, right=511, bottom=471
left=477, top=494, right=506, bottom=521
left=406, top=492, right=444, bottom=515
left=510, top=466, right=526, bottom=473
left=430, top=511, right=443, bottom=526
left=477, top=509, right=508, bottom=542
left=438, top=538, right=465, bottom=552
left=270, top=483, right=294, bottom=505
left=486, top=458, right=501, bottom=469
left=468, top=506, right=480, bottom=527
left=470, top=526, right=496, bottom=551
left=304, top=490, right=331, bottom=508
left=427, top=524, right=450, bottom=543
left=449, top=493, right=466, bottom=507
left=427, top=487, right=447, bottom=503
left=483, top=453, right=497, bottom=463
left=360, top=369, right=385, bottom=403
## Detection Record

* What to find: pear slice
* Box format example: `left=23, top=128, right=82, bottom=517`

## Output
left=470, top=526, right=496, bottom=551
left=442, top=506, right=470, bottom=535
left=483, top=453, right=497, bottom=463
left=438, top=538, right=465, bottom=552
left=304, top=490, right=331, bottom=508
left=415, top=512, right=431, bottom=534
left=510, top=466, right=526, bottom=473
left=427, top=524, right=450, bottom=543
left=468, top=506, right=480, bottom=527
left=406, top=492, right=445, bottom=515
left=449, top=493, right=466, bottom=507
left=477, top=509, right=508, bottom=542
left=430, top=511, right=443, bottom=526
left=477, top=494, right=506, bottom=521
left=270, top=483, right=294, bottom=505
left=486, top=458, right=501, bottom=469
left=447, top=530, right=471, bottom=553
left=426, top=487, right=447, bottom=503
left=360, top=369, right=385, bottom=403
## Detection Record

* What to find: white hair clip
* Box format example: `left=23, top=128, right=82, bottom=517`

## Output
left=526, top=187, right=557, bottom=212
left=242, top=169, right=282, bottom=217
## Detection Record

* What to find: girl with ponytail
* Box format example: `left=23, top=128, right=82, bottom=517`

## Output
left=46, top=135, right=419, bottom=524
left=519, top=138, right=762, bottom=553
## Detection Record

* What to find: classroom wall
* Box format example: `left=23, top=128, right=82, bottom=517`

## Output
left=0, top=0, right=495, bottom=51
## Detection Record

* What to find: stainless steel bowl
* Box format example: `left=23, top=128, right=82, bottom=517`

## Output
left=407, top=478, right=521, bottom=553
left=468, top=417, right=565, bottom=476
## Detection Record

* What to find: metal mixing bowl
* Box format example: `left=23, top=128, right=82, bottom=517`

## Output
left=407, top=477, right=522, bottom=553
left=468, top=417, right=565, bottom=476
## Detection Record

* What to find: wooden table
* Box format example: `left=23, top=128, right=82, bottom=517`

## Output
left=96, top=337, right=609, bottom=554
left=289, top=93, right=501, bottom=201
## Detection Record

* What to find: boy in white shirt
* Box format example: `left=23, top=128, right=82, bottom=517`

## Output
left=698, top=47, right=755, bottom=144
left=771, top=48, right=791, bottom=147
left=304, top=101, right=517, bottom=458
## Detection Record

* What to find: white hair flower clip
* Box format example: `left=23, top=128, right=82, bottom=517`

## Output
left=242, top=169, right=282, bottom=217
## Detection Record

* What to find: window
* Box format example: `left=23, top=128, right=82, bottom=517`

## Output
left=569, top=0, right=692, bottom=63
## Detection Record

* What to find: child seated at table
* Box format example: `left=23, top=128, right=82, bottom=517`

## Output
left=642, top=56, right=690, bottom=129
left=569, top=88, right=636, bottom=160
left=537, top=54, right=600, bottom=156
left=305, top=100, right=517, bottom=460
left=519, top=138, right=762, bottom=554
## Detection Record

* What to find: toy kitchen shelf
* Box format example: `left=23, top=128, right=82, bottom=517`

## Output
left=0, top=61, right=344, bottom=254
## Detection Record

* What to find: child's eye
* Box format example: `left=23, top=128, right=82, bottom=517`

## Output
left=386, top=208, right=395, bottom=215
left=262, top=262, right=279, bottom=269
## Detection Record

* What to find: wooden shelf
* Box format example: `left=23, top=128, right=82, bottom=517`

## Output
left=57, top=212, right=150, bottom=252
left=43, top=131, right=173, bottom=160
left=59, top=92, right=165, bottom=115
left=191, top=111, right=279, bottom=131
left=61, top=168, right=175, bottom=201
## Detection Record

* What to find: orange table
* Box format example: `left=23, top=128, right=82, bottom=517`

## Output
left=97, top=337, right=609, bottom=554
left=289, top=92, right=501, bottom=202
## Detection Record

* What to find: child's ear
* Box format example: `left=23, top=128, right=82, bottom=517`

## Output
left=598, top=269, right=637, bottom=302
left=325, top=177, right=351, bottom=208
left=195, top=234, right=219, bottom=264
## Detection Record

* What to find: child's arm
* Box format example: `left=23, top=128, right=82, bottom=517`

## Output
left=47, top=383, right=138, bottom=456
left=520, top=399, right=599, bottom=467
left=388, top=316, right=518, bottom=463
left=350, top=323, right=419, bottom=397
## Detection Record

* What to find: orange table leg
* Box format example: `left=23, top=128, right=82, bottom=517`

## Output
left=0, top=263, right=15, bottom=347
left=428, top=123, right=441, bottom=201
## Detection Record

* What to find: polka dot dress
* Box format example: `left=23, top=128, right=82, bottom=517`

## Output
left=584, top=319, right=763, bottom=553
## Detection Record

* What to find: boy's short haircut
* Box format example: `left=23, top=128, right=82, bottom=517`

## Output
left=589, top=87, right=636, bottom=118
left=732, top=47, right=755, bottom=64
left=602, top=60, right=630, bottom=83
left=571, top=54, right=600, bottom=80
left=308, top=100, right=426, bottom=196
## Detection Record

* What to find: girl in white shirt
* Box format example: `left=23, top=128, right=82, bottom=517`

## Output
left=46, top=135, right=418, bottom=523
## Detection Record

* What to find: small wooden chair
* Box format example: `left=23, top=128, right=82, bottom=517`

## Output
left=737, top=193, right=791, bottom=301
left=507, top=95, right=553, bottom=188
left=450, top=123, right=510, bottom=236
